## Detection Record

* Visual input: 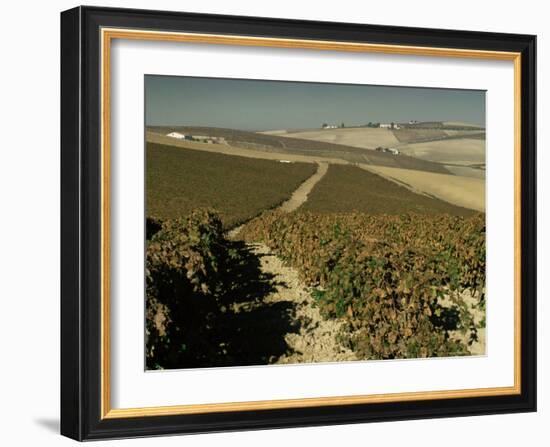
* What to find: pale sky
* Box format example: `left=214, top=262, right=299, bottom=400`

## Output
left=145, top=75, right=485, bottom=130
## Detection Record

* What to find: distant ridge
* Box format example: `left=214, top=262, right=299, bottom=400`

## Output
left=147, top=126, right=451, bottom=175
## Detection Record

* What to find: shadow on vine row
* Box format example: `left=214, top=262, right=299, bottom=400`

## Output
left=146, top=239, right=300, bottom=370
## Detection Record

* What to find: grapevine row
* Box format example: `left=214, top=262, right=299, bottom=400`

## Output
left=241, top=211, right=485, bottom=359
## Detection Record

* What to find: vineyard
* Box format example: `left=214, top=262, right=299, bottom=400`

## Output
left=145, top=153, right=486, bottom=367
left=146, top=210, right=232, bottom=369
left=146, top=210, right=303, bottom=369
left=146, top=142, right=317, bottom=228
left=300, top=164, right=476, bottom=216
left=240, top=211, right=485, bottom=359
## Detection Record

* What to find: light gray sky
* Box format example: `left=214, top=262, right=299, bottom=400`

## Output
left=145, top=75, right=485, bottom=130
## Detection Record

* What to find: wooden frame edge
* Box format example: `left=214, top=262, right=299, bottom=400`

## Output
left=102, top=28, right=520, bottom=60
left=102, top=386, right=521, bottom=419
left=100, top=28, right=113, bottom=420
left=99, top=27, right=523, bottom=420
left=514, top=53, right=522, bottom=394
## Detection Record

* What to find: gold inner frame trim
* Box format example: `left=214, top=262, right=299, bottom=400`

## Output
left=100, top=27, right=522, bottom=419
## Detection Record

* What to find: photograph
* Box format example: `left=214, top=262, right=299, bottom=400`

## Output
left=57, top=4, right=537, bottom=441
left=144, top=76, right=487, bottom=370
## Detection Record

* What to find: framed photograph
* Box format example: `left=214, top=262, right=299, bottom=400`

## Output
left=60, top=6, right=536, bottom=441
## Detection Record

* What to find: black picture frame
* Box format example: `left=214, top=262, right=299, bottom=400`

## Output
left=61, top=5, right=536, bottom=441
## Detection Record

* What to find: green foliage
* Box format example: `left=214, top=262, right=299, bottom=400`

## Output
left=299, top=164, right=476, bottom=216
left=241, top=211, right=485, bottom=360
left=146, top=142, right=317, bottom=228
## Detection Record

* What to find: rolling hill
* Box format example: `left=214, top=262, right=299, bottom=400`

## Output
left=300, top=164, right=477, bottom=216
left=147, top=126, right=451, bottom=174
left=146, top=142, right=317, bottom=227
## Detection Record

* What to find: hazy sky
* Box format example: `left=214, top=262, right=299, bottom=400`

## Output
left=145, top=75, right=485, bottom=130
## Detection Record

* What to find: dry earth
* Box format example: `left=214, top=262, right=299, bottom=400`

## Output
left=148, top=129, right=454, bottom=175
left=229, top=163, right=357, bottom=363
left=260, top=129, right=290, bottom=135
left=228, top=163, right=357, bottom=364
left=443, top=121, right=484, bottom=128
left=279, top=163, right=328, bottom=212
left=396, top=138, right=486, bottom=165
left=361, top=165, right=485, bottom=212
left=443, top=129, right=487, bottom=137
left=444, top=165, right=486, bottom=179
left=277, top=128, right=400, bottom=149
left=147, top=131, right=349, bottom=165
left=443, top=290, right=486, bottom=356
left=247, top=243, right=357, bottom=364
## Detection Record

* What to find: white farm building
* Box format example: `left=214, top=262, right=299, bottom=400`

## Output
left=165, top=132, right=227, bottom=144
left=166, top=131, right=187, bottom=139
left=380, top=123, right=401, bottom=130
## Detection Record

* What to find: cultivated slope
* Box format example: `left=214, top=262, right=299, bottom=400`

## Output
left=300, top=164, right=478, bottom=216
left=146, top=142, right=317, bottom=227
left=147, top=126, right=451, bottom=174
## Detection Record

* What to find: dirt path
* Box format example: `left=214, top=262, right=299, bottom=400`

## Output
left=279, top=162, right=328, bottom=212
left=224, top=159, right=483, bottom=363
left=226, top=163, right=355, bottom=364
left=246, top=243, right=357, bottom=364
left=227, top=162, right=328, bottom=239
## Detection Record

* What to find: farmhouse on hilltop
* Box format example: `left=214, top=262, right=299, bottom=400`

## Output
left=166, top=131, right=187, bottom=139
left=166, top=132, right=226, bottom=144
left=380, top=123, right=401, bottom=130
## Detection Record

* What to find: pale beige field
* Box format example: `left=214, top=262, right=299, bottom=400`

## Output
left=362, top=165, right=485, bottom=212
left=397, top=138, right=485, bottom=165
left=277, top=128, right=400, bottom=149
left=444, top=165, right=485, bottom=179
left=260, top=129, right=289, bottom=135
left=443, top=130, right=486, bottom=137
left=443, top=121, right=484, bottom=128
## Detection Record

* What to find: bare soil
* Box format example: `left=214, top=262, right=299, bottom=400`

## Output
left=442, top=290, right=486, bottom=356
left=361, top=165, right=485, bottom=212
left=147, top=129, right=451, bottom=174
left=397, top=138, right=485, bottom=165
left=248, top=243, right=357, bottom=364
left=227, top=164, right=356, bottom=364
left=147, top=130, right=349, bottom=165
left=279, top=163, right=328, bottom=212
left=279, top=127, right=399, bottom=149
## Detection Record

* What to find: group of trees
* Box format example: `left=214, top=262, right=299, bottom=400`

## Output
left=321, top=122, right=346, bottom=128
left=365, top=122, right=397, bottom=128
